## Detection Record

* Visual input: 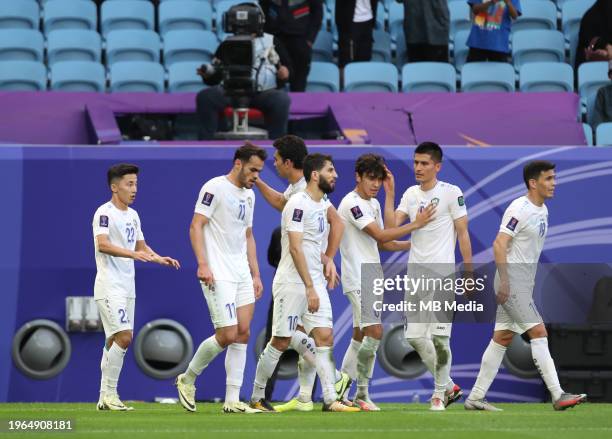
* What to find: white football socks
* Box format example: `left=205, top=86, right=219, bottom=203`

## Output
left=105, top=343, right=126, bottom=394
left=341, top=338, right=361, bottom=382
left=184, top=335, right=225, bottom=384
left=251, top=343, right=282, bottom=401
left=407, top=337, right=437, bottom=375
left=531, top=337, right=563, bottom=401
left=315, top=346, right=337, bottom=405
left=99, top=345, right=108, bottom=401
left=225, top=343, right=247, bottom=404
left=297, top=356, right=317, bottom=403
left=433, top=335, right=453, bottom=399
left=356, top=336, right=379, bottom=399
left=469, top=340, right=507, bottom=401
left=290, top=331, right=316, bottom=365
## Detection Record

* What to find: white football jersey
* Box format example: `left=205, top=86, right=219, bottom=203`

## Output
left=275, top=191, right=328, bottom=285
left=498, top=196, right=548, bottom=287
left=93, top=202, right=145, bottom=299
left=283, top=176, right=306, bottom=201
left=397, top=181, right=467, bottom=264
left=339, top=191, right=383, bottom=293
left=194, top=176, right=255, bottom=282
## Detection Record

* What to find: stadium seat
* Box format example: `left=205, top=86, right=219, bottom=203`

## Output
left=562, top=0, right=596, bottom=66
left=344, top=62, right=398, bottom=92
left=583, top=122, right=593, bottom=146
left=513, top=0, right=557, bottom=32
left=106, top=30, right=160, bottom=66
left=453, top=29, right=470, bottom=71
left=449, top=1, right=471, bottom=40
left=595, top=122, right=612, bottom=147
left=395, top=29, right=408, bottom=69
left=578, top=61, right=611, bottom=123
left=0, top=29, right=43, bottom=62
left=402, top=62, right=456, bottom=92
left=512, top=30, right=565, bottom=70
left=375, top=2, right=385, bottom=31
left=101, top=0, right=154, bottom=36
left=388, top=1, right=404, bottom=44
left=372, top=30, right=392, bottom=63
left=163, top=30, right=218, bottom=67
left=50, top=61, right=106, bottom=92
left=168, top=61, right=204, bottom=93
left=461, top=62, right=516, bottom=92
left=306, top=61, right=339, bottom=92
left=0, top=1, right=39, bottom=30
left=519, top=62, right=574, bottom=92
left=158, top=1, right=213, bottom=36
left=110, top=61, right=165, bottom=93
left=0, top=60, right=46, bottom=91
left=43, top=0, right=97, bottom=35
left=47, top=29, right=101, bottom=65
left=312, top=30, right=334, bottom=63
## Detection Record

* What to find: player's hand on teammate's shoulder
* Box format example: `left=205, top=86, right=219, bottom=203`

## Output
left=414, top=203, right=436, bottom=227
left=132, top=250, right=154, bottom=262
left=306, top=285, right=320, bottom=313
left=253, top=275, right=264, bottom=299
left=197, top=263, right=215, bottom=290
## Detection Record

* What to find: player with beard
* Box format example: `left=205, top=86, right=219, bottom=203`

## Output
left=250, top=153, right=360, bottom=412
left=176, top=143, right=267, bottom=414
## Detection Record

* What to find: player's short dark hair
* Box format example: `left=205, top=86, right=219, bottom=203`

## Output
left=303, top=153, right=333, bottom=182
left=523, top=160, right=556, bottom=189
left=233, top=142, right=268, bottom=163
left=355, top=153, right=387, bottom=180
left=414, top=141, right=443, bottom=163
left=107, top=163, right=139, bottom=187
left=273, top=135, right=308, bottom=169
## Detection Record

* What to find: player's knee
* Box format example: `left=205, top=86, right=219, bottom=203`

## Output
left=352, top=327, right=364, bottom=342
left=216, top=327, right=238, bottom=347
left=236, top=325, right=250, bottom=343
left=363, top=325, right=382, bottom=340
left=113, top=331, right=132, bottom=349
left=527, top=324, right=547, bottom=340
left=313, top=331, right=334, bottom=347
left=270, top=336, right=290, bottom=351
left=493, top=331, right=514, bottom=347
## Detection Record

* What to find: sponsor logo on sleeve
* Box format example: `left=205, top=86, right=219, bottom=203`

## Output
left=506, top=217, right=519, bottom=231
left=99, top=215, right=109, bottom=227
left=458, top=196, right=465, bottom=206
left=201, top=192, right=214, bottom=206
left=350, top=205, right=364, bottom=220
left=292, top=209, right=304, bottom=222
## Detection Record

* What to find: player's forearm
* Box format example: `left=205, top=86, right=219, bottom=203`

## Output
left=246, top=234, right=261, bottom=278
left=98, top=242, right=137, bottom=259
left=324, top=206, right=344, bottom=258
left=379, top=240, right=411, bottom=252
left=493, top=239, right=509, bottom=282
left=458, top=232, right=474, bottom=270
left=383, top=190, right=396, bottom=230
left=189, top=223, right=209, bottom=267
left=255, top=179, right=285, bottom=212
left=289, top=247, right=315, bottom=288
left=505, top=0, right=518, bottom=19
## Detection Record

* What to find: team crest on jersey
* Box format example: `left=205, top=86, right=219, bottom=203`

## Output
left=430, top=198, right=440, bottom=207
left=292, top=209, right=303, bottom=222
left=99, top=215, right=109, bottom=227
left=458, top=196, right=465, bottom=206
left=247, top=197, right=253, bottom=208
left=201, top=192, right=214, bottom=206
left=506, top=217, right=519, bottom=231
left=350, top=205, right=363, bottom=220
left=539, top=219, right=546, bottom=237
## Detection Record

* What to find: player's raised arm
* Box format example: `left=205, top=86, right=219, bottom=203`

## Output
left=255, top=178, right=286, bottom=212
left=189, top=213, right=214, bottom=287
left=382, top=165, right=397, bottom=230
left=96, top=234, right=153, bottom=262
left=493, top=232, right=512, bottom=304
left=246, top=226, right=263, bottom=299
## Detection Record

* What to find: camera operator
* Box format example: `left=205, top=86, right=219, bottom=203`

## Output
left=195, top=5, right=292, bottom=140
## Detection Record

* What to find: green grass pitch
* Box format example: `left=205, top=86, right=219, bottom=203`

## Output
left=1, top=402, right=611, bottom=439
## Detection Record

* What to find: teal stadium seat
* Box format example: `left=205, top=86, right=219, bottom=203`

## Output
left=163, top=30, right=218, bottom=67
left=47, top=29, right=101, bottom=65
left=106, top=30, right=161, bottom=65
left=101, top=0, right=154, bottom=37
left=110, top=61, right=165, bottom=93
left=306, top=61, right=340, bottom=92
left=0, top=60, right=47, bottom=91
left=344, top=62, right=398, bottom=92
left=168, top=61, right=205, bottom=93
left=0, top=1, right=39, bottom=30
left=402, top=62, right=457, bottom=92
left=0, top=29, right=43, bottom=61
left=461, top=62, right=516, bottom=92
left=158, top=1, right=213, bottom=36
left=519, top=62, right=574, bottom=92
left=43, top=0, right=97, bottom=35
left=50, top=61, right=106, bottom=92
